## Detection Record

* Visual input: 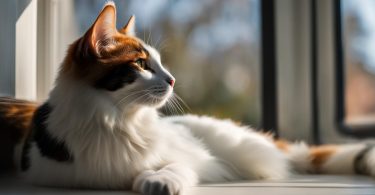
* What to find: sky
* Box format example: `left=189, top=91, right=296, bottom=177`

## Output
left=343, top=0, right=375, bottom=73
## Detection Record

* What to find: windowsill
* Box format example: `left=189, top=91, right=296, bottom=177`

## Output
left=346, top=115, right=375, bottom=127
left=1, top=174, right=374, bottom=195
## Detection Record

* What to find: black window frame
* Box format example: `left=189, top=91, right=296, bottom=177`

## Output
left=334, top=0, right=375, bottom=138
left=260, top=0, right=278, bottom=137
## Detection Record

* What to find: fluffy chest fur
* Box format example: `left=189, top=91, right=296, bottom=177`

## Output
left=22, top=82, right=220, bottom=189
left=34, top=86, right=163, bottom=189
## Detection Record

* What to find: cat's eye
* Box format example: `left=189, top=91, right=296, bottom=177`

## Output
left=134, top=59, right=155, bottom=73
left=135, top=59, right=147, bottom=69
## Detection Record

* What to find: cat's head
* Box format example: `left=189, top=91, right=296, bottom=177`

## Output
left=60, top=2, right=175, bottom=109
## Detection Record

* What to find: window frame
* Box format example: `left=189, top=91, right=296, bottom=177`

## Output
left=13, top=0, right=68, bottom=101
left=334, top=0, right=375, bottom=138
left=260, top=0, right=278, bottom=137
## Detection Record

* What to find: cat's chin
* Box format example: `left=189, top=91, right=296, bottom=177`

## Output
left=145, top=89, right=173, bottom=108
left=146, top=95, right=170, bottom=108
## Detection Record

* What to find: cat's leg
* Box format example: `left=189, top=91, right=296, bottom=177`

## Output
left=132, top=163, right=198, bottom=195
left=166, top=115, right=290, bottom=180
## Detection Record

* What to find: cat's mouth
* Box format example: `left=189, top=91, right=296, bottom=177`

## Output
left=144, top=87, right=173, bottom=107
left=114, top=86, right=173, bottom=109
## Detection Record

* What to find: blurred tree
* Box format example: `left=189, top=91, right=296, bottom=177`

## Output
left=74, top=0, right=261, bottom=125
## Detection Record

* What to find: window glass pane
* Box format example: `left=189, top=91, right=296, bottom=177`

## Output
left=57, top=0, right=261, bottom=126
left=342, top=0, right=375, bottom=126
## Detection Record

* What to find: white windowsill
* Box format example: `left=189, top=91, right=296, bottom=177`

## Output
left=1, top=174, right=374, bottom=195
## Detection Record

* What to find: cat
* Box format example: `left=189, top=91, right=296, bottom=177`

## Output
left=0, top=2, right=375, bottom=195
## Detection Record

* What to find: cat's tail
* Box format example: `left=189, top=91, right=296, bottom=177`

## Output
left=276, top=139, right=375, bottom=176
left=0, top=97, right=38, bottom=172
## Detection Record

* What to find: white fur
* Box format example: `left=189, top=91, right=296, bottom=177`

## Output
left=285, top=142, right=311, bottom=173
left=165, top=115, right=289, bottom=180
left=366, top=148, right=375, bottom=176
left=322, top=144, right=365, bottom=174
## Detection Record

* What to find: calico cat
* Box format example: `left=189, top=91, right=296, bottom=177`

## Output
left=1, top=2, right=375, bottom=195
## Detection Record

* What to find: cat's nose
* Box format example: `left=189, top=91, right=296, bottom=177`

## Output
left=166, top=78, right=175, bottom=87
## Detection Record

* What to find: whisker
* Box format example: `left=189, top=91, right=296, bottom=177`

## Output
left=143, top=23, right=146, bottom=42
left=168, top=100, right=178, bottom=115
left=169, top=97, right=183, bottom=115
left=172, top=97, right=185, bottom=114
left=115, top=89, right=151, bottom=107
left=173, top=93, right=191, bottom=112
left=158, top=38, right=170, bottom=52
left=164, top=101, right=173, bottom=115
left=150, top=31, right=154, bottom=47
left=147, top=28, right=152, bottom=45
left=166, top=98, right=178, bottom=115
left=155, top=34, right=163, bottom=49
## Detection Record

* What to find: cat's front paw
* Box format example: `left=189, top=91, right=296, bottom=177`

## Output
left=133, top=170, right=183, bottom=195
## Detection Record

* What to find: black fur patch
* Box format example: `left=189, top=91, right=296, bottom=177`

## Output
left=94, top=65, right=137, bottom=91
left=21, top=103, right=73, bottom=171
left=354, top=144, right=374, bottom=175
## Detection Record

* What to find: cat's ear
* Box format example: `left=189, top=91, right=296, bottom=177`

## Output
left=86, top=2, right=118, bottom=56
left=120, top=15, right=136, bottom=36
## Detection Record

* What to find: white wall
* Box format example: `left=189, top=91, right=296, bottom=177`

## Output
left=15, top=0, right=37, bottom=100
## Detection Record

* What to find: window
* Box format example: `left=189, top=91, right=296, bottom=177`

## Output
left=5, top=0, right=335, bottom=142
left=5, top=0, right=371, bottom=143
left=45, top=0, right=262, bottom=126
left=336, top=0, right=375, bottom=137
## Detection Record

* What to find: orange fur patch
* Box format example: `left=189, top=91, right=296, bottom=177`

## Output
left=0, top=98, right=37, bottom=171
left=57, top=3, right=154, bottom=93
left=309, top=145, right=337, bottom=169
left=61, top=35, right=148, bottom=85
left=60, top=4, right=149, bottom=88
left=257, top=131, right=290, bottom=152
left=274, top=139, right=290, bottom=152
left=0, top=98, right=37, bottom=143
